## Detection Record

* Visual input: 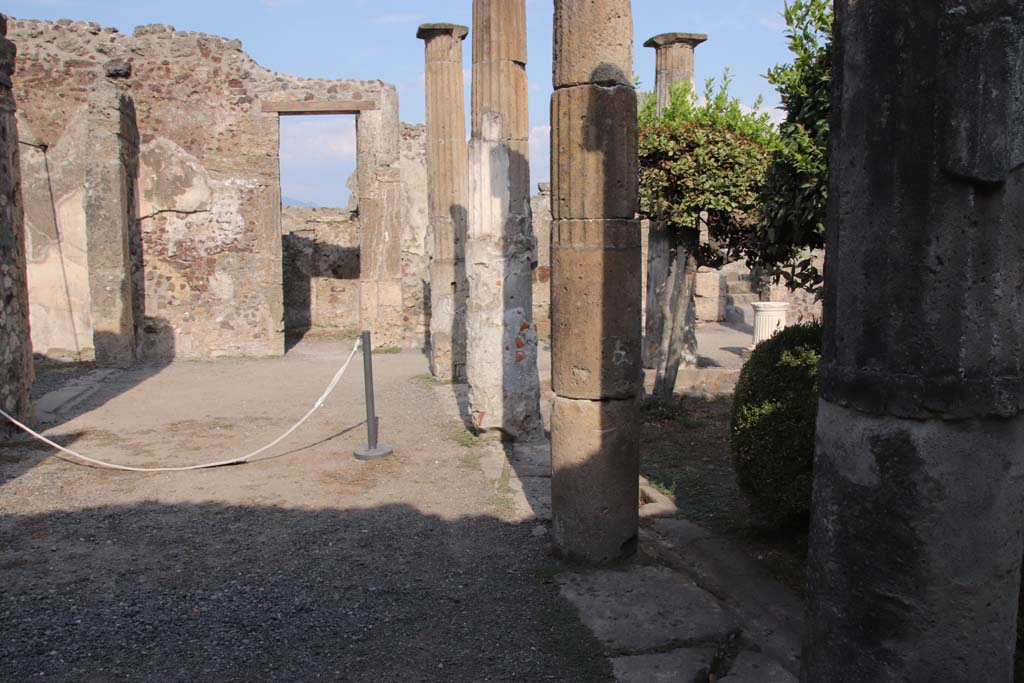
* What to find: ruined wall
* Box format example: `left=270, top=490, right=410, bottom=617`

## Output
left=20, top=113, right=93, bottom=361
left=530, top=183, right=551, bottom=339
left=9, top=19, right=402, bottom=359
left=279, top=125, right=428, bottom=347
left=399, top=123, right=430, bottom=350
left=0, top=16, right=33, bottom=434
left=281, top=206, right=360, bottom=335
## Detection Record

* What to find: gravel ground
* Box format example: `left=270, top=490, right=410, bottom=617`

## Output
left=0, top=339, right=612, bottom=682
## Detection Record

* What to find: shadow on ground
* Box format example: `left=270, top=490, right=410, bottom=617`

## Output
left=0, top=501, right=614, bottom=683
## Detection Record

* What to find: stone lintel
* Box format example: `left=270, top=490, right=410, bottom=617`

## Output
left=417, top=23, right=469, bottom=41
left=643, top=32, right=708, bottom=49
left=260, top=101, right=378, bottom=115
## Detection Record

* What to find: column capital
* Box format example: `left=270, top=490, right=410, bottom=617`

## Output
left=643, top=32, right=707, bottom=50
left=417, top=23, right=469, bottom=42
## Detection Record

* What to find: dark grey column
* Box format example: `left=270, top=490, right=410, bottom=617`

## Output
left=803, top=3, right=1024, bottom=680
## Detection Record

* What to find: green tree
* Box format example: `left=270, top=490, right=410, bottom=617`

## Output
left=751, top=0, right=832, bottom=296
left=639, top=76, right=776, bottom=398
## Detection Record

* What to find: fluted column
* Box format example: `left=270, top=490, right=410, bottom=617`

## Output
left=418, top=23, right=469, bottom=381
left=0, top=13, right=33, bottom=438
left=644, top=32, right=706, bottom=115
left=550, top=0, right=642, bottom=564
left=465, top=0, right=542, bottom=440
left=470, top=0, right=529, bottom=198
left=803, top=3, right=1024, bottom=680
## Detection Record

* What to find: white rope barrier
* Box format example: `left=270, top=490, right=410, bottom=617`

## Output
left=0, top=337, right=362, bottom=473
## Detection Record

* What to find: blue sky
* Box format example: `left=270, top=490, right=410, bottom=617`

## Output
left=7, top=0, right=793, bottom=207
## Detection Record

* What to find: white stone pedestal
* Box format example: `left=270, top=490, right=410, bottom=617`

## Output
left=751, top=302, right=790, bottom=348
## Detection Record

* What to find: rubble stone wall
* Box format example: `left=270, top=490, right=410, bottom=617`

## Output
left=0, top=17, right=33, bottom=436
left=8, top=18, right=405, bottom=359
left=281, top=207, right=361, bottom=336
left=398, top=123, right=430, bottom=350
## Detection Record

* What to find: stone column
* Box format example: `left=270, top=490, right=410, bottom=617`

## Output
left=803, top=3, right=1024, bottom=680
left=645, top=33, right=707, bottom=115
left=0, top=14, right=33, bottom=436
left=465, top=0, right=542, bottom=440
left=641, top=32, right=706, bottom=371
left=418, top=23, right=469, bottom=381
left=750, top=302, right=788, bottom=348
left=550, top=0, right=641, bottom=564
left=84, top=70, right=140, bottom=368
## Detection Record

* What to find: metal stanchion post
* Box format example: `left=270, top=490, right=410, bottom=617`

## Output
left=354, top=330, right=394, bottom=460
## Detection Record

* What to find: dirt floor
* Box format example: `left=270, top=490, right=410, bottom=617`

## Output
left=0, top=338, right=612, bottom=682
left=639, top=395, right=808, bottom=595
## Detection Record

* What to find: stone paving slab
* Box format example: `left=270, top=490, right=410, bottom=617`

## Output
left=647, top=519, right=803, bottom=671
left=558, top=565, right=739, bottom=655
left=34, top=369, right=119, bottom=424
left=612, top=648, right=716, bottom=683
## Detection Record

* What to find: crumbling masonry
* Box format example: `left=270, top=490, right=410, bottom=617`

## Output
left=9, top=18, right=424, bottom=361
left=465, top=0, right=542, bottom=440
left=0, top=15, right=33, bottom=436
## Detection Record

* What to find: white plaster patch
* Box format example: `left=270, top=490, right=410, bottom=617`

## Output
left=139, top=138, right=213, bottom=218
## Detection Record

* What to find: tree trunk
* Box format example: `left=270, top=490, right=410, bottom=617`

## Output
left=653, top=226, right=699, bottom=400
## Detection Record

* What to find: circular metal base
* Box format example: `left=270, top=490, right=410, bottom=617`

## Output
left=353, top=444, right=394, bottom=461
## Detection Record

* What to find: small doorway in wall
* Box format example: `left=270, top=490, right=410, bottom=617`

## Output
left=278, top=114, right=361, bottom=353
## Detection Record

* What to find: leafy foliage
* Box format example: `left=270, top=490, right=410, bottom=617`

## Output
left=749, top=0, right=832, bottom=295
left=730, top=322, right=821, bottom=529
left=638, top=75, right=776, bottom=264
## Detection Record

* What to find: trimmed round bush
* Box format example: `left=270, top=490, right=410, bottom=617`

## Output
left=730, top=321, right=822, bottom=530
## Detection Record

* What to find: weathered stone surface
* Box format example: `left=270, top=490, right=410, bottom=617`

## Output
left=551, top=396, right=639, bottom=563
left=818, top=5, right=1024, bottom=421
left=466, top=114, right=542, bottom=439
left=22, top=113, right=94, bottom=361
left=807, top=401, right=1024, bottom=680
left=722, top=652, right=796, bottom=682
left=552, top=0, right=634, bottom=88
left=0, top=27, right=33, bottom=435
left=551, top=83, right=638, bottom=221
left=612, top=649, right=715, bottom=683
left=805, top=3, right=1024, bottom=680
left=550, top=219, right=642, bottom=400
left=644, top=32, right=707, bottom=114
left=466, top=2, right=541, bottom=440
left=138, top=138, right=212, bottom=218
left=84, top=80, right=139, bottom=367
left=281, top=207, right=360, bottom=335
left=103, top=58, right=131, bottom=79
left=419, top=21, right=469, bottom=379
left=530, top=183, right=551, bottom=334
left=558, top=565, right=738, bottom=651
left=550, top=0, right=641, bottom=565
left=11, top=18, right=408, bottom=359
left=398, top=123, right=430, bottom=349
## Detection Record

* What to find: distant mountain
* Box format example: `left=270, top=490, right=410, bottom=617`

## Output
left=282, top=196, right=318, bottom=207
